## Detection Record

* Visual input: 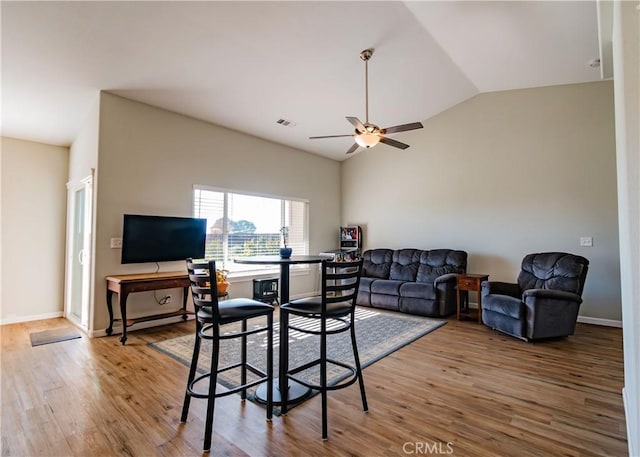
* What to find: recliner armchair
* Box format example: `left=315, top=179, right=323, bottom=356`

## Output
left=481, top=252, right=589, bottom=341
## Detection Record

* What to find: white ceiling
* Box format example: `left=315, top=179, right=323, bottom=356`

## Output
left=1, top=1, right=603, bottom=162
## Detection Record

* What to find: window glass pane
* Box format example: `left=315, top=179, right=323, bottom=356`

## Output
left=228, top=193, right=281, bottom=260
left=193, top=186, right=308, bottom=274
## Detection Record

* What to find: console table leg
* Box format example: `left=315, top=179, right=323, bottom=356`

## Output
left=119, top=291, right=129, bottom=345
left=106, top=290, right=114, bottom=335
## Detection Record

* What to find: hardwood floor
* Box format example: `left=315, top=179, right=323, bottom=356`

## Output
left=1, top=316, right=627, bottom=456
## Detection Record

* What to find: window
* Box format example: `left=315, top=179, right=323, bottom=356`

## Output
left=193, top=186, right=308, bottom=273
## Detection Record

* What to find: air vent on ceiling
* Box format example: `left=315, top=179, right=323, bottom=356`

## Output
left=276, top=118, right=296, bottom=127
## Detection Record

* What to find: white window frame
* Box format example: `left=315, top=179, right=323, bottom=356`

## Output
left=193, top=185, right=309, bottom=278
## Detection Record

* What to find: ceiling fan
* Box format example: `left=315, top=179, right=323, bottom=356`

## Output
left=310, top=48, right=424, bottom=155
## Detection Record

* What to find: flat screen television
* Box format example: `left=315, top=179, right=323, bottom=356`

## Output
left=121, top=214, right=206, bottom=264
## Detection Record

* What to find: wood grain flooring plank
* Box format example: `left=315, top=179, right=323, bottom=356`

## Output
left=0, top=317, right=628, bottom=457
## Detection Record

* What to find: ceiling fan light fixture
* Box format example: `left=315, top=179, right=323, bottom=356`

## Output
left=355, top=132, right=380, bottom=148
left=309, top=47, right=423, bottom=154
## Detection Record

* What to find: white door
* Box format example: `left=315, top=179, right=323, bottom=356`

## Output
left=65, top=175, right=93, bottom=330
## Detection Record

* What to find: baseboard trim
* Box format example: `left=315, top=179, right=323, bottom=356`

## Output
left=0, top=311, right=64, bottom=326
left=3, top=302, right=621, bottom=331
left=576, top=316, right=622, bottom=328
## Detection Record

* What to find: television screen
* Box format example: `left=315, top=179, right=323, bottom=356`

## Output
left=121, top=214, right=206, bottom=264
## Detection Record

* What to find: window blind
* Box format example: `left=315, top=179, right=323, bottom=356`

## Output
left=193, top=186, right=308, bottom=273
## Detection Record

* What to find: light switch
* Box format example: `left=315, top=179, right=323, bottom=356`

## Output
left=580, top=236, right=593, bottom=247
left=110, top=237, right=122, bottom=249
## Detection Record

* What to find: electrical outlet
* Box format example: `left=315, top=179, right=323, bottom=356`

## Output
left=580, top=236, right=593, bottom=247
left=110, top=237, right=122, bottom=249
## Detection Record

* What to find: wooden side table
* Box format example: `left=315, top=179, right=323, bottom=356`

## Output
left=456, top=274, right=489, bottom=323
left=105, top=271, right=190, bottom=345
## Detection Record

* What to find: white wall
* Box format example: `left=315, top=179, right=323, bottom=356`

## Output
left=342, top=81, right=620, bottom=321
left=1, top=137, right=69, bottom=324
left=90, top=93, right=341, bottom=334
left=612, top=1, right=640, bottom=455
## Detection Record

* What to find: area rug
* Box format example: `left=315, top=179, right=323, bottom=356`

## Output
left=30, top=327, right=82, bottom=346
left=150, top=307, right=445, bottom=409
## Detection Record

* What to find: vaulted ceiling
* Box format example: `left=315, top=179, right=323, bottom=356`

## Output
left=1, top=1, right=606, bottom=161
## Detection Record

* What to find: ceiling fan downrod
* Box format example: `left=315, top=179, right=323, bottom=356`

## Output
left=360, top=48, right=374, bottom=125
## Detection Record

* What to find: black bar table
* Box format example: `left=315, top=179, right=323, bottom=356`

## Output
left=234, top=255, right=326, bottom=406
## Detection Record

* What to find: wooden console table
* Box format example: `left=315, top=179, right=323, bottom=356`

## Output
left=456, top=273, right=489, bottom=323
left=105, top=271, right=190, bottom=345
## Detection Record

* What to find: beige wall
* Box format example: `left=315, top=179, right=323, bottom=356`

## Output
left=342, top=81, right=620, bottom=321
left=1, top=137, right=69, bottom=323
left=613, top=1, right=640, bottom=454
left=69, top=97, right=99, bottom=184
left=91, top=93, right=341, bottom=333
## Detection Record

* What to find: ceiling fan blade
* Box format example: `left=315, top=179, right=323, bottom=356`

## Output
left=346, top=116, right=365, bottom=132
left=309, top=134, right=354, bottom=139
left=381, top=122, right=424, bottom=135
left=379, top=136, right=410, bottom=150
left=345, top=143, right=360, bottom=154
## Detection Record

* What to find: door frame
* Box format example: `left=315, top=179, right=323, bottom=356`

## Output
left=64, top=172, right=94, bottom=332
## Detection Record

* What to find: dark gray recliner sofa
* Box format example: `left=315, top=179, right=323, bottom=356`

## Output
left=481, top=252, right=589, bottom=341
left=356, top=248, right=467, bottom=317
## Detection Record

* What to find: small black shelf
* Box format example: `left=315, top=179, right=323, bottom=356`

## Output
left=253, top=278, right=279, bottom=305
left=340, top=226, right=362, bottom=256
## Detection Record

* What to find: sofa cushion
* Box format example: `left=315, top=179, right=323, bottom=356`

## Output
left=416, top=249, right=467, bottom=283
left=518, top=252, right=589, bottom=295
left=358, top=276, right=375, bottom=293
left=370, top=293, right=400, bottom=311
left=370, top=279, right=405, bottom=295
left=357, top=289, right=371, bottom=307
left=399, top=297, right=439, bottom=316
left=482, top=294, right=523, bottom=319
left=482, top=309, right=525, bottom=338
left=390, top=249, right=421, bottom=281
left=399, top=282, right=436, bottom=300
left=362, top=249, right=393, bottom=279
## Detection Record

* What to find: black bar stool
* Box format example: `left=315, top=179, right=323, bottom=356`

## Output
left=181, top=259, right=274, bottom=452
left=279, top=258, right=367, bottom=440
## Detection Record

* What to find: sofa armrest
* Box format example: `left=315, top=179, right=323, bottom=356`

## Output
left=434, top=273, right=458, bottom=296
left=433, top=274, right=458, bottom=317
left=434, top=273, right=459, bottom=286
left=522, top=288, right=582, bottom=304
left=522, top=288, right=583, bottom=340
left=481, top=281, right=521, bottom=298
